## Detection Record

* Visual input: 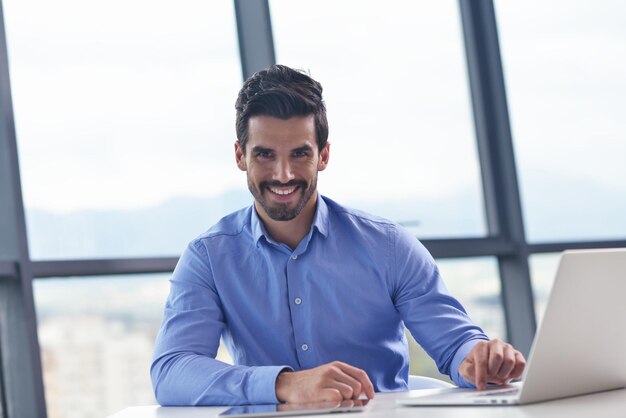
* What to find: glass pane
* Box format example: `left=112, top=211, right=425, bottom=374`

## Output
left=4, top=0, right=247, bottom=260
left=496, top=1, right=626, bottom=242
left=34, top=275, right=232, bottom=418
left=270, top=0, right=486, bottom=239
left=528, top=253, right=561, bottom=325
left=408, top=257, right=505, bottom=379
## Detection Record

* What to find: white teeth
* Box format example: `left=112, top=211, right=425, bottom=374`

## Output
left=269, top=186, right=296, bottom=195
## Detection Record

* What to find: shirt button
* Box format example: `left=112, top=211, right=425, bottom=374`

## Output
left=301, top=344, right=309, bottom=351
left=294, top=297, right=302, bottom=305
left=291, top=255, right=298, bottom=260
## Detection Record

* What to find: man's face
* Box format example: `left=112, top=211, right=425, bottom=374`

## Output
left=235, top=115, right=329, bottom=221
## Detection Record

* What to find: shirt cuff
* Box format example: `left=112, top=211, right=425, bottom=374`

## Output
left=450, top=338, right=488, bottom=388
left=248, top=366, right=293, bottom=404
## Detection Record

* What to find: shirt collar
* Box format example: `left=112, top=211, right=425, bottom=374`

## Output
left=250, top=204, right=267, bottom=246
left=311, top=194, right=329, bottom=239
left=250, top=194, right=330, bottom=247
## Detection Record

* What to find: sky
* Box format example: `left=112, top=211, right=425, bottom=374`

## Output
left=496, top=0, right=626, bottom=191
left=2, top=0, right=625, bottom=238
left=3, top=0, right=244, bottom=212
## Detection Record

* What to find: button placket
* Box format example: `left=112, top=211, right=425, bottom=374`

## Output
left=286, top=251, right=312, bottom=365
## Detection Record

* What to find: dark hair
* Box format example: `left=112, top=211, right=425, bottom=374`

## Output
left=235, top=64, right=328, bottom=153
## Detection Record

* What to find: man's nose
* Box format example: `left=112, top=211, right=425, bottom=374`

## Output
left=272, top=158, right=295, bottom=183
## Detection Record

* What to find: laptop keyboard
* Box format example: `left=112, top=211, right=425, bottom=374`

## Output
left=476, top=388, right=520, bottom=397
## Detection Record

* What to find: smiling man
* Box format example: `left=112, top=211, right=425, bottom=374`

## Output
left=150, top=65, right=526, bottom=406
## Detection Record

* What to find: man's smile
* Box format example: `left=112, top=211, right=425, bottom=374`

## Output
left=251, top=178, right=313, bottom=221
left=268, top=185, right=298, bottom=196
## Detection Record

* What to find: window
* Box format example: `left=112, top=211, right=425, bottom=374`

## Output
left=270, top=0, right=486, bottom=239
left=34, top=275, right=167, bottom=418
left=497, top=0, right=626, bottom=242
left=4, top=0, right=246, bottom=260
left=7, top=2, right=617, bottom=415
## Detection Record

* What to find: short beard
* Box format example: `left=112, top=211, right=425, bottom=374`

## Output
left=248, top=176, right=317, bottom=221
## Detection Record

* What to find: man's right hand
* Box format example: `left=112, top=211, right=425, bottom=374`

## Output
left=275, top=361, right=375, bottom=403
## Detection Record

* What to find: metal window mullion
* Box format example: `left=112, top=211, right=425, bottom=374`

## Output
left=528, top=240, right=626, bottom=254
left=459, top=0, right=536, bottom=356
left=26, top=237, right=516, bottom=279
left=31, top=257, right=179, bottom=278
left=0, top=262, right=18, bottom=280
left=0, top=1, right=47, bottom=416
left=234, top=0, right=276, bottom=80
left=24, top=235, right=626, bottom=280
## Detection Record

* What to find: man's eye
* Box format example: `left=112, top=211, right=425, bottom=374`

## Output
left=257, top=151, right=272, bottom=158
left=293, top=151, right=308, bottom=158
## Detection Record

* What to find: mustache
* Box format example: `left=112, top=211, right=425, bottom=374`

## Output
left=261, top=180, right=307, bottom=188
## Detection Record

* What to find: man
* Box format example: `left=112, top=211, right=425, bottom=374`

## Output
left=151, top=64, right=526, bottom=406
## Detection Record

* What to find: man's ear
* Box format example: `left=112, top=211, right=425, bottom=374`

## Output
left=318, top=143, right=330, bottom=171
left=235, top=142, right=247, bottom=171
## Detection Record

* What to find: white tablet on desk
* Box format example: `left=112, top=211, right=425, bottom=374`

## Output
left=219, top=399, right=368, bottom=418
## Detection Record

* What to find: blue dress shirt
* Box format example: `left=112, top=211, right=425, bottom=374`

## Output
left=151, top=195, right=488, bottom=405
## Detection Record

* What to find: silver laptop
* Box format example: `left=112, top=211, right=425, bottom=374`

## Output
left=398, top=248, right=626, bottom=406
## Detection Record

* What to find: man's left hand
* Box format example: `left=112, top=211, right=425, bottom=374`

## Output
left=459, top=339, right=526, bottom=390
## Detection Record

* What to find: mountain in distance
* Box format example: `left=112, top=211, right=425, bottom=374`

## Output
left=26, top=188, right=485, bottom=260
left=26, top=170, right=626, bottom=262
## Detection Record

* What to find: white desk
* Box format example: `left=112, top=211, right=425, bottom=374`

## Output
left=107, top=388, right=626, bottom=418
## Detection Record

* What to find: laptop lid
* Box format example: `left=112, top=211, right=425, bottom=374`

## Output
left=518, top=248, right=626, bottom=403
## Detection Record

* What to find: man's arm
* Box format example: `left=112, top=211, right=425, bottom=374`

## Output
left=391, top=226, right=527, bottom=388
left=390, top=225, right=525, bottom=387
left=150, top=241, right=288, bottom=406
